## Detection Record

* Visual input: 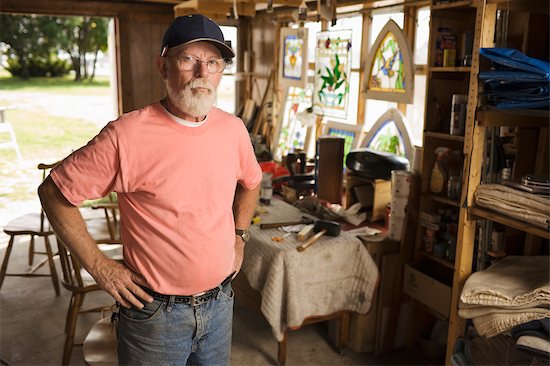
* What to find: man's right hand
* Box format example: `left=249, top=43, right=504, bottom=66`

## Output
left=91, top=256, right=154, bottom=309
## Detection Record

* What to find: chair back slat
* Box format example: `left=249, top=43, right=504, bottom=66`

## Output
left=55, top=236, right=87, bottom=289
left=37, top=161, right=60, bottom=233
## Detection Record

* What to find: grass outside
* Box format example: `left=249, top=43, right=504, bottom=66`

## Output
left=0, top=74, right=111, bottom=210
left=0, top=72, right=110, bottom=95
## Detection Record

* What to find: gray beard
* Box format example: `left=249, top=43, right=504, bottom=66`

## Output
left=166, top=80, right=216, bottom=118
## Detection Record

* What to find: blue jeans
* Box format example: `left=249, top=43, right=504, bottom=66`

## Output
left=117, top=284, right=234, bottom=366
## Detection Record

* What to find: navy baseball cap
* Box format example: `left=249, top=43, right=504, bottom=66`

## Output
left=160, top=14, right=235, bottom=59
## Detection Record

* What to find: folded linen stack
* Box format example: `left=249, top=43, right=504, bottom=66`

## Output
left=479, top=48, right=550, bottom=109
left=474, top=184, right=550, bottom=230
left=458, top=256, right=550, bottom=359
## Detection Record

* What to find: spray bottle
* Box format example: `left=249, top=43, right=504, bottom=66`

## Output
left=430, top=147, right=449, bottom=195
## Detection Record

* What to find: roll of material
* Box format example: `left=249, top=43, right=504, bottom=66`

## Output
left=391, top=196, right=408, bottom=217
left=391, top=170, right=414, bottom=198
left=388, top=214, right=405, bottom=241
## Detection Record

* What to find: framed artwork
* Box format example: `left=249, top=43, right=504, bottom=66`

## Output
left=278, top=27, right=309, bottom=90
left=313, top=29, right=353, bottom=119
left=364, top=20, right=414, bottom=103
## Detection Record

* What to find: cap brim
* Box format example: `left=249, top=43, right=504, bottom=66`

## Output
left=182, top=38, right=235, bottom=59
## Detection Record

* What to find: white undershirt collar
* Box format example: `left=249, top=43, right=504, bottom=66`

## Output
left=160, top=104, right=207, bottom=127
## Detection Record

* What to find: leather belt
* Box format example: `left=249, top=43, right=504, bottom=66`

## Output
left=142, top=273, right=234, bottom=306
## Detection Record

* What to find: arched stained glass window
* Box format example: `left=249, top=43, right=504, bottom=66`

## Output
left=362, top=108, right=414, bottom=160
left=365, top=20, right=414, bottom=103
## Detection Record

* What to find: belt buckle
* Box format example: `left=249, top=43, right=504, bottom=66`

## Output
left=191, top=291, right=206, bottom=306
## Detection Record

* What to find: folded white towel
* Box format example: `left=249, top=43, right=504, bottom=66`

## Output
left=461, top=256, right=550, bottom=308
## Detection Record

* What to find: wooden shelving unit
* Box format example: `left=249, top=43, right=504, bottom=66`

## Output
left=442, top=1, right=550, bottom=364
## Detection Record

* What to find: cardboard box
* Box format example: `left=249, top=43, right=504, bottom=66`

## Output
left=403, top=262, right=451, bottom=318
left=345, top=174, right=391, bottom=222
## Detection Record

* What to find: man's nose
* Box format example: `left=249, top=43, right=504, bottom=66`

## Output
left=194, top=61, right=209, bottom=77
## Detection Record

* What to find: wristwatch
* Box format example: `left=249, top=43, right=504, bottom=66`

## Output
left=235, top=229, right=251, bottom=243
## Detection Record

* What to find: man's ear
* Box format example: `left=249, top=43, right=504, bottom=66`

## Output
left=155, top=55, right=168, bottom=80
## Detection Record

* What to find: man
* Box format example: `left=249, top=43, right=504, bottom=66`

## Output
left=39, top=14, right=261, bottom=365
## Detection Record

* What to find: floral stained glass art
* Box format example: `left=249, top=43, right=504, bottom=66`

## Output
left=313, top=30, right=353, bottom=119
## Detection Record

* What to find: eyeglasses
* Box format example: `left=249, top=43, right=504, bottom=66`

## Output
left=173, top=55, right=226, bottom=74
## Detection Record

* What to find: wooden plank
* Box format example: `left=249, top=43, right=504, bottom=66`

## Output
left=430, top=66, right=471, bottom=73
left=431, top=0, right=472, bottom=10
left=446, top=2, right=495, bottom=363
left=469, top=207, right=550, bottom=240
left=0, top=0, right=173, bottom=16
left=476, top=108, right=550, bottom=128
left=424, top=131, right=465, bottom=142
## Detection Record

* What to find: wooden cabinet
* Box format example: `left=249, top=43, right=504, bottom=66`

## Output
left=410, top=0, right=549, bottom=364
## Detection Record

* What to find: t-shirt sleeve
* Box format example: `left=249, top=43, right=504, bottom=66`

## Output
left=50, top=122, right=121, bottom=206
left=237, top=123, right=262, bottom=190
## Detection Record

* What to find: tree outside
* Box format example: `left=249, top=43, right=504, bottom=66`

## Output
left=0, top=14, right=115, bottom=228
left=0, top=14, right=109, bottom=81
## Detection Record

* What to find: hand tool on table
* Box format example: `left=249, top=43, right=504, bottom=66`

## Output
left=296, top=220, right=341, bottom=252
left=260, top=216, right=314, bottom=229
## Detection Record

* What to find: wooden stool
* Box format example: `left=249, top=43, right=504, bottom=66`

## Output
left=83, top=317, right=117, bottom=366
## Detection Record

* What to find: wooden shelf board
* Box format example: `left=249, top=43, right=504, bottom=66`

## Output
left=430, top=66, right=471, bottom=73
left=431, top=0, right=472, bottom=10
left=429, top=194, right=461, bottom=208
left=476, top=107, right=550, bottom=128
left=418, top=250, right=455, bottom=269
left=424, top=131, right=465, bottom=142
left=410, top=298, right=449, bottom=321
left=487, top=250, right=506, bottom=258
left=469, top=206, right=550, bottom=240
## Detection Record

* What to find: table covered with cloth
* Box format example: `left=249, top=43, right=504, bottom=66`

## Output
left=241, top=198, right=379, bottom=341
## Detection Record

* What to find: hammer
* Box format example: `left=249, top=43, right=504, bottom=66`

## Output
left=296, top=220, right=341, bottom=252
left=260, top=216, right=314, bottom=229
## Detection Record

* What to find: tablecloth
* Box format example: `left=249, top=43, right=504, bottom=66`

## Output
left=242, top=199, right=379, bottom=341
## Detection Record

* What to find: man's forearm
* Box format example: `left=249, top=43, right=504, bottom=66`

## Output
left=38, top=176, right=107, bottom=275
left=233, top=183, right=260, bottom=229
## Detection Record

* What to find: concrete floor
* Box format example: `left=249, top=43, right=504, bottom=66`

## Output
left=0, top=231, right=430, bottom=366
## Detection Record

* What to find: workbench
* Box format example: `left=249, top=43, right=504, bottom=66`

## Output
left=239, top=198, right=379, bottom=364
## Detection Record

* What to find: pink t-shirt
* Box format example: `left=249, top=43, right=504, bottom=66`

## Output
left=51, top=102, right=262, bottom=295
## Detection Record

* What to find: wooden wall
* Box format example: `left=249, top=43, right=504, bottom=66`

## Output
left=249, top=15, right=277, bottom=107
left=0, top=0, right=174, bottom=114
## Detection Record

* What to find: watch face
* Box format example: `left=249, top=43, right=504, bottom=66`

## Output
left=236, top=229, right=250, bottom=242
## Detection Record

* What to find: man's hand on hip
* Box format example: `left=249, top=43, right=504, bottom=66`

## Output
left=92, top=257, right=153, bottom=308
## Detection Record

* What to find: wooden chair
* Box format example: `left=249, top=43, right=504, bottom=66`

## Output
left=57, top=236, right=122, bottom=365
left=83, top=317, right=117, bottom=365
left=0, top=162, right=60, bottom=295
left=90, top=193, right=120, bottom=241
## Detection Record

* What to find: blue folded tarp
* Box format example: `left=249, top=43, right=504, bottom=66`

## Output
left=480, top=48, right=550, bottom=80
left=479, top=48, right=550, bottom=109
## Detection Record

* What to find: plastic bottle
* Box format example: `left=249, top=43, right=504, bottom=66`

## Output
left=260, top=173, right=273, bottom=205
left=430, top=148, right=449, bottom=195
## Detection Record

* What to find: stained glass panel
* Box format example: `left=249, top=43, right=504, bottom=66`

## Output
left=364, top=20, right=414, bottom=103
left=283, top=35, right=304, bottom=80
left=313, top=30, right=353, bottom=119
left=369, top=33, right=405, bottom=93
left=366, top=120, right=407, bottom=157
